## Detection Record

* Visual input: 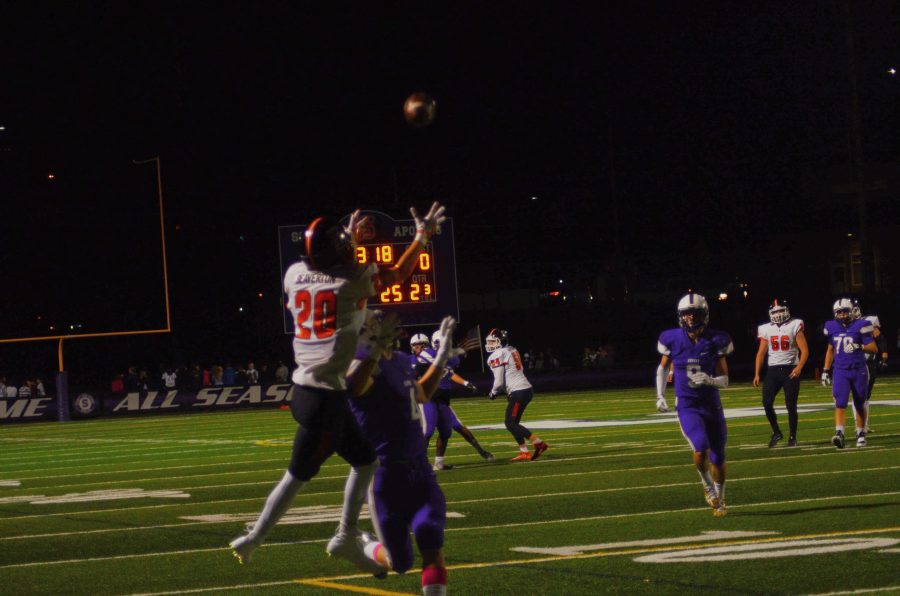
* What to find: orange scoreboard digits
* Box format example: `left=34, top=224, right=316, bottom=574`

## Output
left=278, top=210, right=458, bottom=329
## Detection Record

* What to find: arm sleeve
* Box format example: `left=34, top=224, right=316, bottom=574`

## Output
left=655, top=365, right=668, bottom=397
left=490, top=359, right=506, bottom=392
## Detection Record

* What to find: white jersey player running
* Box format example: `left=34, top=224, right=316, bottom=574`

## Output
left=485, top=328, right=549, bottom=461
left=230, top=203, right=446, bottom=576
left=753, top=299, right=808, bottom=447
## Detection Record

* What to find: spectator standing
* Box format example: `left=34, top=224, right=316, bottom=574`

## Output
left=223, top=364, right=236, bottom=385
left=0, top=376, right=7, bottom=397
left=211, top=365, right=224, bottom=386
left=35, top=378, right=46, bottom=397
left=5, top=383, right=17, bottom=398
left=246, top=362, right=260, bottom=384
left=275, top=361, right=289, bottom=383
left=188, top=365, right=202, bottom=390
left=124, top=366, right=139, bottom=392
left=18, top=380, right=32, bottom=398
left=162, top=368, right=178, bottom=389
left=111, top=373, right=125, bottom=392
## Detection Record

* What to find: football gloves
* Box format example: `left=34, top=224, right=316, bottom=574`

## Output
left=411, top=202, right=446, bottom=245
left=464, top=381, right=478, bottom=392
left=876, top=359, right=889, bottom=372
left=433, top=316, right=465, bottom=369
left=360, top=312, right=402, bottom=362
left=821, top=371, right=832, bottom=387
left=344, top=209, right=371, bottom=243
left=688, top=371, right=729, bottom=389
left=488, top=389, right=501, bottom=400
left=656, top=395, right=669, bottom=413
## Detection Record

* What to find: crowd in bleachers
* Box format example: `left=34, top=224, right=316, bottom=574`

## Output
left=109, top=361, right=292, bottom=393
left=0, top=376, right=47, bottom=398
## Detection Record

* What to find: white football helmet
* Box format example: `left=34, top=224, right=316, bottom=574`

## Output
left=410, top=333, right=430, bottom=350
left=677, top=293, right=709, bottom=332
left=768, top=299, right=791, bottom=324
left=485, top=328, right=508, bottom=353
left=431, top=329, right=444, bottom=350
left=850, top=299, right=862, bottom=321
left=833, top=298, right=854, bottom=326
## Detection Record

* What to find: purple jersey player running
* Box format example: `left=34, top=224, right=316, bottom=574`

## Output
left=655, top=293, right=733, bottom=517
left=412, top=332, right=493, bottom=470
left=346, top=313, right=463, bottom=596
left=820, top=298, right=877, bottom=448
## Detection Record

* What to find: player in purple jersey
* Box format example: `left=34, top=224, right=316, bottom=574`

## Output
left=655, top=293, right=733, bottom=517
left=414, top=333, right=493, bottom=470
left=820, top=298, right=877, bottom=448
left=229, top=204, right=445, bottom=572
left=346, top=313, right=464, bottom=596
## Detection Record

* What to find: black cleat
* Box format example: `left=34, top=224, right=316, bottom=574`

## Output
left=787, top=437, right=797, bottom=447
left=768, top=431, right=783, bottom=448
left=832, top=431, right=845, bottom=449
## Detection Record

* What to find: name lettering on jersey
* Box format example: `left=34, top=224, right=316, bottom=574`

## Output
left=295, top=272, right=335, bottom=284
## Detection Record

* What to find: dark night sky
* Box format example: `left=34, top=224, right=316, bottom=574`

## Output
left=1, top=2, right=898, bottom=377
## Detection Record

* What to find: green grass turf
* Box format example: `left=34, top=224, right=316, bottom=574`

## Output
left=1, top=378, right=898, bottom=595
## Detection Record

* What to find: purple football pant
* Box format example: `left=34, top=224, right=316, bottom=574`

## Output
left=832, top=366, right=869, bottom=411
left=368, top=462, right=446, bottom=574
left=422, top=402, right=459, bottom=442
left=677, top=401, right=727, bottom=466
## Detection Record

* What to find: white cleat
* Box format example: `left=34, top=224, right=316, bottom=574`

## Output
left=326, top=528, right=387, bottom=576
left=703, top=486, right=720, bottom=510
left=856, top=432, right=867, bottom=447
left=432, top=461, right=454, bottom=471
left=229, top=534, right=259, bottom=565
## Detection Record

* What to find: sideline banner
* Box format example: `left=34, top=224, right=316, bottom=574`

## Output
left=0, top=384, right=294, bottom=423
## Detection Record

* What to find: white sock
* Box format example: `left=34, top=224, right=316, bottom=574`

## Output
left=519, top=444, right=529, bottom=453
left=339, top=461, right=378, bottom=533
left=423, top=585, right=447, bottom=596
left=363, top=541, right=388, bottom=569
left=698, top=470, right=714, bottom=489
left=434, top=456, right=444, bottom=466
left=247, top=470, right=304, bottom=543
left=714, top=482, right=725, bottom=503
left=836, top=425, right=845, bottom=434
left=531, top=436, right=543, bottom=445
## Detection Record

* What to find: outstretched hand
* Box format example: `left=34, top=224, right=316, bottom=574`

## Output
left=345, top=210, right=372, bottom=243
left=434, top=316, right=465, bottom=366
left=411, top=202, right=446, bottom=242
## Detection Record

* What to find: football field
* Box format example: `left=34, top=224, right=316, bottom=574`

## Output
left=1, top=379, right=899, bottom=595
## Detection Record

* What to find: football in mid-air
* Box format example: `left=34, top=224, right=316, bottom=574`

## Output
left=403, top=92, right=436, bottom=128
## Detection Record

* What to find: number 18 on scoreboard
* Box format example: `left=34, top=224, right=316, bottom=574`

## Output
left=277, top=210, right=459, bottom=330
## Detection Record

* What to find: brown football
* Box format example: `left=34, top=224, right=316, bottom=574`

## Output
left=403, top=92, right=436, bottom=127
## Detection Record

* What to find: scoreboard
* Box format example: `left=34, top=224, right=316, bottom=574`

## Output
left=278, top=210, right=458, bottom=331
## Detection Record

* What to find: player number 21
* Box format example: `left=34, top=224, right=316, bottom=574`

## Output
left=294, top=289, right=337, bottom=340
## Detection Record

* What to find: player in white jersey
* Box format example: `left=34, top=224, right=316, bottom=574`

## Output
left=753, top=299, right=809, bottom=447
left=852, top=302, right=888, bottom=433
left=230, top=203, right=446, bottom=572
left=485, top=328, right=549, bottom=461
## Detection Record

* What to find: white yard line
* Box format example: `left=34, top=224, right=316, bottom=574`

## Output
left=3, top=491, right=899, bottom=570
left=3, top=466, right=898, bottom=542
